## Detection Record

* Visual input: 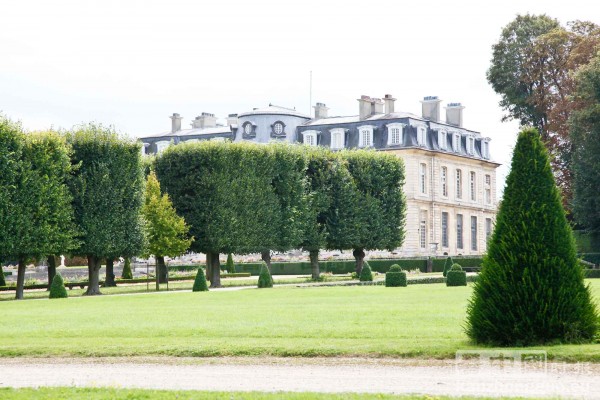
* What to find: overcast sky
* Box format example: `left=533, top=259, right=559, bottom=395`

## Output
left=1, top=0, right=598, bottom=193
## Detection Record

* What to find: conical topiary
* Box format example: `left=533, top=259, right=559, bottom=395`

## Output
left=359, top=261, right=373, bottom=282
left=226, top=253, right=236, bottom=274
left=257, top=262, right=273, bottom=288
left=0, top=265, right=5, bottom=287
left=49, top=273, right=68, bottom=299
left=192, top=267, right=209, bottom=292
left=466, top=128, right=598, bottom=345
left=442, top=256, right=454, bottom=277
left=121, top=257, right=133, bottom=280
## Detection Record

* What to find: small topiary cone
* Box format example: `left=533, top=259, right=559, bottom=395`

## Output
left=257, top=262, right=273, bottom=288
left=442, top=256, right=454, bottom=277
left=359, top=261, right=373, bottom=282
left=121, top=257, right=133, bottom=280
left=226, top=253, right=236, bottom=274
left=192, top=267, right=209, bottom=292
left=49, top=273, right=68, bottom=299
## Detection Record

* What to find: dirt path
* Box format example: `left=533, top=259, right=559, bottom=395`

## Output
left=0, top=357, right=598, bottom=398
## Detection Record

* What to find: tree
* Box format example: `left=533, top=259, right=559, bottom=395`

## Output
left=571, top=54, right=600, bottom=231
left=141, top=171, right=193, bottom=283
left=332, top=150, right=406, bottom=275
left=192, top=267, right=208, bottom=292
left=226, top=253, right=236, bottom=273
left=121, top=257, right=133, bottom=279
left=49, top=273, right=68, bottom=299
left=67, top=124, right=145, bottom=295
left=466, top=128, right=598, bottom=345
left=0, top=265, right=5, bottom=287
left=257, top=262, right=273, bottom=288
left=155, top=141, right=282, bottom=288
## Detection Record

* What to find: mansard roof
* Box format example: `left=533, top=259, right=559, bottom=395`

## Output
left=239, top=105, right=310, bottom=119
left=140, top=126, right=232, bottom=140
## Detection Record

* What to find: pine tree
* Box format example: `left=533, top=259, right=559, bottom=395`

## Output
left=466, top=128, right=598, bottom=345
left=442, top=256, right=454, bottom=277
left=49, top=273, right=68, bottom=299
left=192, top=267, right=209, bottom=292
left=359, top=261, right=373, bottom=282
left=257, top=262, right=273, bottom=288
left=226, top=253, right=236, bottom=273
left=121, top=257, right=133, bottom=280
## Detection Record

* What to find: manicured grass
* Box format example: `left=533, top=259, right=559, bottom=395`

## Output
left=0, top=388, right=530, bottom=399
left=0, top=282, right=598, bottom=361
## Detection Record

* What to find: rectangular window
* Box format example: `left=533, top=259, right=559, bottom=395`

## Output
left=471, top=216, right=478, bottom=251
left=441, top=166, right=448, bottom=197
left=361, top=129, right=372, bottom=147
left=457, top=214, right=463, bottom=249
left=418, top=127, right=427, bottom=146
left=442, top=212, right=449, bottom=248
left=485, top=174, right=491, bottom=204
left=467, top=137, right=475, bottom=155
left=485, top=218, right=492, bottom=241
left=391, top=128, right=401, bottom=144
left=419, top=211, right=427, bottom=249
left=470, top=171, right=476, bottom=201
left=438, top=131, right=447, bottom=150
left=453, top=134, right=461, bottom=152
left=420, top=163, right=427, bottom=195
left=456, top=169, right=462, bottom=199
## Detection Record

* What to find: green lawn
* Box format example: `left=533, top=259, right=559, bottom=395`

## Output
left=0, top=282, right=599, bottom=361
left=0, top=388, right=529, bottom=400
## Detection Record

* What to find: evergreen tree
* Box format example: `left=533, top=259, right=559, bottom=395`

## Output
left=49, top=272, right=68, bottom=299
left=442, top=256, right=454, bottom=277
left=257, top=262, right=273, bottom=288
left=359, top=261, right=373, bottom=282
left=226, top=253, right=236, bottom=273
left=466, top=128, right=598, bottom=345
left=121, top=257, right=133, bottom=280
left=192, top=267, right=209, bottom=292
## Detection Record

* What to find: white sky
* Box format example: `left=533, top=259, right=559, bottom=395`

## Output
left=1, top=0, right=598, bottom=194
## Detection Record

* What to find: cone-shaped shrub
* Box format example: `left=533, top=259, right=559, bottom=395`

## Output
left=466, top=128, right=598, bottom=345
left=226, top=253, right=236, bottom=273
left=446, top=263, right=466, bottom=287
left=0, top=265, right=5, bottom=287
left=442, top=256, right=454, bottom=277
left=192, top=267, right=209, bottom=292
left=49, top=273, right=68, bottom=299
left=359, top=261, right=373, bottom=282
left=121, top=257, right=133, bottom=280
left=386, top=264, right=407, bottom=287
left=257, top=262, right=273, bottom=288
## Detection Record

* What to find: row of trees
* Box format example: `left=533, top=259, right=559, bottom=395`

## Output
left=154, top=141, right=407, bottom=287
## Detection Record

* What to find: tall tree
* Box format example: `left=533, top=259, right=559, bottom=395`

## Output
left=68, top=124, right=145, bottom=295
left=142, top=171, right=193, bottom=283
left=466, top=128, right=598, bottom=345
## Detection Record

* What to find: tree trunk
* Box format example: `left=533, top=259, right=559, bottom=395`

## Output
left=309, top=250, right=320, bottom=280
left=85, top=255, right=102, bottom=295
left=104, top=258, right=117, bottom=287
left=157, top=256, right=167, bottom=284
left=205, top=252, right=212, bottom=282
left=353, top=248, right=365, bottom=276
left=15, top=255, right=26, bottom=300
left=209, top=251, right=221, bottom=288
left=261, top=250, right=272, bottom=272
left=47, top=255, right=57, bottom=291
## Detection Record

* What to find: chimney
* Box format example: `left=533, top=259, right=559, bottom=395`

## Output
left=191, top=112, right=217, bottom=129
left=384, top=94, right=396, bottom=114
left=226, top=113, right=239, bottom=126
left=313, top=102, right=329, bottom=119
left=357, top=95, right=371, bottom=120
left=371, top=98, right=384, bottom=115
left=445, top=103, right=465, bottom=127
left=170, top=113, right=182, bottom=133
left=420, top=96, right=442, bottom=122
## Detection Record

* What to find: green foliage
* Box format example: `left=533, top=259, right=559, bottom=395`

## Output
left=450, top=263, right=463, bottom=271
left=0, top=266, right=5, bottom=287
left=359, top=261, right=373, bottom=282
left=388, top=264, right=402, bottom=272
left=446, top=270, right=467, bottom=287
left=385, top=270, right=407, bottom=287
left=584, top=269, right=600, bottom=279
left=442, top=257, right=454, bottom=277
left=257, top=263, right=273, bottom=288
left=192, top=267, right=209, bottom=292
left=571, top=54, right=600, bottom=231
left=467, top=128, right=599, bottom=345
left=49, top=273, right=68, bottom=299
left=142, top=171, right=192, bottom=259
left=226, top=253, right=236, bottom=273
left=121, top=257, right=133, bottom=280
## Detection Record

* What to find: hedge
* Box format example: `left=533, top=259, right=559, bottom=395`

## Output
left=584, top=269, right=600, bottom=279
left=385, top=271, right=407, bottom=287
left=580, top=253, right=600, bottom=266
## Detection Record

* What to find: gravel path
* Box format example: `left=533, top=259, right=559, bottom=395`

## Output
left=1, top=357, right=598, bottom=398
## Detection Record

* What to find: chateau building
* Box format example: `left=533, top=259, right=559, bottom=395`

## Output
left=139, top=95, right=500, bottom=257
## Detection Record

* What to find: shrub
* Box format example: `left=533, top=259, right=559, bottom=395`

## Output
left=49, top=273, right=68, bottom=299
left=450, top=263, right=463, bottom=271
left=192, top=267, right=209, bottom=292
left=257, top=263, right=273, bottom=288
left=359, top=261, right=373, bottom=282
left=446, top=270, right=467, bottom=287
left=385, top=270, right=407, bottom=287
left=442, top=257, right=454, bottom=277
left=121, top=257, right=133, bottom=280
left=584, top=269, right=600, bottom=279
left=466, top=128, right=599, bottom=345
left=388, top=264, right=402, bottom=272
left=226, top=253, right=236, bottom=273
left=0, top=266, right=5, bottom=287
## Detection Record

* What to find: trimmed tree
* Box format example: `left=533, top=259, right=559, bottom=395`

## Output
left=142, top=171, right=193, bottom=283
left=359, top=261, right=373, bottom=282
left=121, top=257, right=133, bottom=279
left=226, top=253, right=236, bottom=273
left=192, top=267, right=209, bottom=292
left=49, top=273, right=68, bottom=299
left=442, top=256, right=454, bottom=277
left=257, top=262, right=273, bottom=288
left=67, top=124, right=145, bottom=295
left=446, top=264, right=467, bottom=287
left=385, top=264, right=407, bottom=287
left=466, top=128, right=598, bottom=345
left=0, top=265, right=5, bottom=287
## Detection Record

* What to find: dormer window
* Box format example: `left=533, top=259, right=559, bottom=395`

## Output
left=358, top=125, right=375, bottom=148
left=482, top=139, right=490, bottom=159
left=387, top=123, right=405, bottom=146
left=467, top=135, right=475, bottom=155
left=302, top=130, right=318, bottom=146
left=452, top=133, right=461, bottom=152
left=330, top=128, right=345, bottom=149
left=417, top=126, right=427, bottom=147
left=438, top=130, right=447, bottom=150
left=155, top=140, right=170, bottom=154
left=242, top=122, right=255, bottom=138
left=271, top=121, right=286, bottom=137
